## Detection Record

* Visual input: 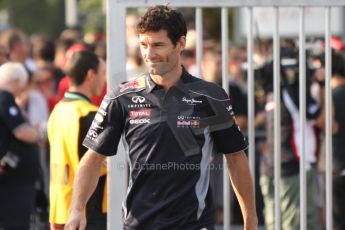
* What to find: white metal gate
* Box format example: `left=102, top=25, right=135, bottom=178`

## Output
left=105, top=1, right=345, bottom=229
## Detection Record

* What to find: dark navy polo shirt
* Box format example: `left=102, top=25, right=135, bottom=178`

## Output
left=83, top=68, right=247, bottom=230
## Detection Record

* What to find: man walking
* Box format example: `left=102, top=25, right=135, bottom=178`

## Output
left=65, top=5, right=257, bottom=230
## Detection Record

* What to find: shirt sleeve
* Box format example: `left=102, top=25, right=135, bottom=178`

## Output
left=0, top=92, right=26, bottom=132
left=210, top=88, right=248, bottom=154
left=83, top=96, right=125, bottom=156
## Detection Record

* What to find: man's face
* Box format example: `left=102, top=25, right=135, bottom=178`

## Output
left=139, top=30, right=185, bottom=77
left=14, top=36, right=29, bottom=62
left=91, top=58, right=106, bottom=96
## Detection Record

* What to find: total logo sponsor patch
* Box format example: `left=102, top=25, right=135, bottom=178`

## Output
left=129, top=118, right=150, bottom=125
left=128, top=109, right=151, bottom=118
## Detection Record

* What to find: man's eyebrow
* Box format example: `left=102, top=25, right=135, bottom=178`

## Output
left=152, top=42, right=165, bottom=45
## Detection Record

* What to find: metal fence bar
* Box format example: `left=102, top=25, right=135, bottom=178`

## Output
left=106, top=1, right=127, bottom=229
left=273, top=6, right=281, bottom=230
left=65, top=0, right=78, bottom=27
left=196, top=8, right=203, bottom=77
left=221, top=7, right=231, bottom=230
left=298, top=7, right=307, bottom=230
left=325, top=7, right=333, bottom=230
left=118, top=0, right=345, bottom=8
left=247, top=6, right=256, bottom=187
left=106, top=2, right=345, bottom=229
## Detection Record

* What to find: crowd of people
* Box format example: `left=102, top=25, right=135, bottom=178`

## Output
left=0, top=4, right=344, bottom=230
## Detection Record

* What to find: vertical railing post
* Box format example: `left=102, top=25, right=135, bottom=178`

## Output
left=106, top=1, right=127, bottom=229
left=325, top=7, right=333, bottom=230
left=247, top=6, right=256, bottom=186
left=273, top=6, right=281, bottom=230
left=299, top=7, right=307, bottom=230
left=221, top=7, right=231, bottom=230
left=196, top=8, right=203, bottom=77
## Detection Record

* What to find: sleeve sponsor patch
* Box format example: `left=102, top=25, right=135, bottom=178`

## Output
left=119, top=76, right=146, bottom=93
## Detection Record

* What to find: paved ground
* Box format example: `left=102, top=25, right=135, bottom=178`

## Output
left=215, top=225, right=265, bottom=230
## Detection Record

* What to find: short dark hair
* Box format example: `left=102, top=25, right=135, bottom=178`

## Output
left=65, top=50, right=99, bottom=86
left=320, top=51, right=345, bottom=77
left=32, top=38, right=55, bottom=62
left=137, top=5, right=187, bottom=46
left=331, top=53, right=345, bottom=77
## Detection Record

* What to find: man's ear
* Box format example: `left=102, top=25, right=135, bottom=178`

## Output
left=86, top=69, right=95, bottom=82
left=178, top=36, right=186, bottom=51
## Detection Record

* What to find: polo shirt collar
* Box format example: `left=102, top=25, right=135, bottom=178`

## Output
left=64, top=91, right=92, bottom=103
left=145, top=66, right=191, bottom=93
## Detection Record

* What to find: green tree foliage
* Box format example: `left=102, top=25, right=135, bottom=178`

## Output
left=1, top=0, right=65, bottom=38
left=78, top=0, right=105, bottom=33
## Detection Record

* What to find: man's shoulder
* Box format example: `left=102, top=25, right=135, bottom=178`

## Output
left=0, top=89, right=13, bottom=102
left=186, top=77, right=228, bottom=100
left=106, top=75, right=147, bottom=100
left=0, top=90, right=16, bottom=115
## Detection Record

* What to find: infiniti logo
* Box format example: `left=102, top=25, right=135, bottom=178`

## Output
left=132, top=96, right=146, bottom=103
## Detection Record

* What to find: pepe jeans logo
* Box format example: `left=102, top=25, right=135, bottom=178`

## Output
left=132, top=96, right=146, bottom=103
left=182, top=97, right=202, bottom=105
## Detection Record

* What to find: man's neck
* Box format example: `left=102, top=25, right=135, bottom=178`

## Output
left=10, top=54, right=25, bottom=64
left=150, top=65, right=183, bottom=90
left=68, top=85, right=92, bottom=99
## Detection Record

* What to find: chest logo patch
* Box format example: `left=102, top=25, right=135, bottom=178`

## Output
left=182, top=97, right=202, bottom=105
left=131, top=96, right=145, bottom=103
left=128, top=109, right=151, bottom=118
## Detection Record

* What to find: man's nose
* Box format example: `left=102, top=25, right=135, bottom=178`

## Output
left=146, top=46, right=156, bottom=59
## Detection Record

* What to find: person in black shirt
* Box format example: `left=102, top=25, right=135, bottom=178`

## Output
left=65, top=5, right=257, bottom=230
left=329, top=53, right=345, bottom=230
left=0, top=62, right=42, bottom=229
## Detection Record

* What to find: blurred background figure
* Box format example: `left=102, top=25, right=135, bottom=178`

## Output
left=0, top=44, right=9, bottom=65
left=0, top=29, right=30, bottom=65
left=0, top=62, right=42, bottom=230
left=327, top=52, right=345, bottom=230
left=126, top=14, right=145, bottom=81
left=257, top=44, right=326, bottom=230
left=48, top=50, right=107, bottom=230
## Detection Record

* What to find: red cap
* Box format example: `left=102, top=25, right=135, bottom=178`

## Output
left=322, top=36, right=345, bottom=51
left=62, top=43, right=88, bottom=69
